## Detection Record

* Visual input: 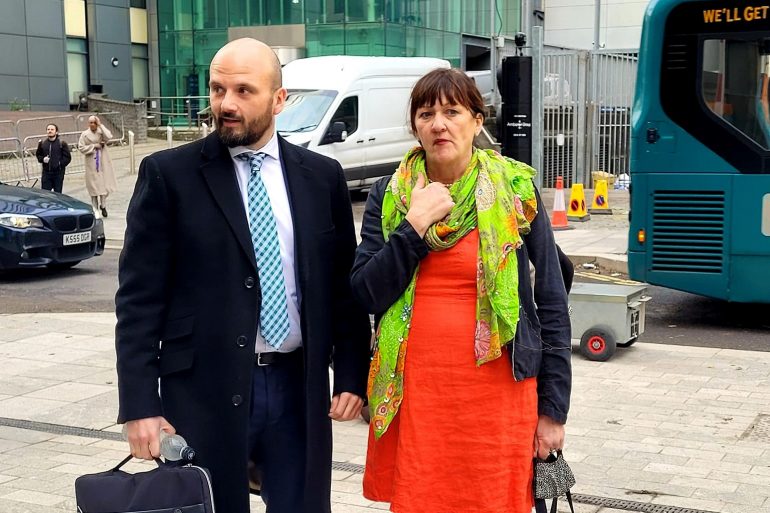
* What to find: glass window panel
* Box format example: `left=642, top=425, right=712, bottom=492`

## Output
left=196, top=0, right=228, bottom=29
left=405, top=26, right=424, bottom=57
left=499, top=3, right=521, bottom=37
left=345, top=22, right=384, bottom=56
left=67, top=38, right=87, bottom=53
left=194, top=30, right=227, bottom=67
left=174, top=0, right=194, bottom=31
left=384, top=23, right=405, bottom=57
left=402, top=0, right=424, bottom=27
left=443, top=32, right=461, bottom=66
left=424, top=28, right=443, bottom=58
left=424, top=1, right=445, bottom=31
left=176, top=32, right=194, bottom=66
left=304, top=0, right=324, bottom=25
left=446, top=1, right=462, bottom=33
left=308, top=24, right=345, bottom=55
left=277, top=90, right=338, bottom=133
left=228, top=0, right=251, bottom=26
left=347, top=1, right=381, bottom=22
left=330, top=96, right=358, bottom=135
left=263, top=0, right=303, bottom=25
left=462, top=1, right=481, bottom=35
left=130, top=0, right=147, bottom=8
left=702, top=38, right=770, bottom=149
left=67, top=52, right=88, bottom=104
left=132, top=57, right=149, bottom=98
left=131, top=44, right=148, bottom=58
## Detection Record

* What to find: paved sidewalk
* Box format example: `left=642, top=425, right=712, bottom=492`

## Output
left=1, top=312, right=769, bottom=513
left=10, top=139, right=756, bottom=513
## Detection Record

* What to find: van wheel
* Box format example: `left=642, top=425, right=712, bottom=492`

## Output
left=580, top=329, right=616, bottom=362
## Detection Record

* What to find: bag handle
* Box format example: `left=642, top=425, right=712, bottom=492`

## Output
left=111, top=455, right=163, bottom=472
left=535, top=490, right=574, bottom=513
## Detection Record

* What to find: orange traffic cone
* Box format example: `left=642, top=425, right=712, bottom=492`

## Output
left=551, top=177, right=573, bottom=231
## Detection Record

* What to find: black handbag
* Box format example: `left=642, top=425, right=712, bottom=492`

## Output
left=533, top=450, right=576, bottom=513
left=75, top=455, right=215, bottom=513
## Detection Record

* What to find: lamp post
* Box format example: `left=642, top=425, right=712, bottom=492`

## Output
left=594, top=0, right=601, bottom=49
left=490, top=0, right=497, bottom=105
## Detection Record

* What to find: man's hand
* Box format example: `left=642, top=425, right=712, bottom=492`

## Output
left=533, top=415, right=565, bottom=460
left=329, top=392, right=363, bottom=421
left=43, top=156, right=50, bottom=164
left=123, top=416, right=175, bottom=460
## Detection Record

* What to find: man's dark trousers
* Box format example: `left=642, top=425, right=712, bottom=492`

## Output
left=42, top=169, right=65, bottom=193
left=248, top=353, right=306, bottom=513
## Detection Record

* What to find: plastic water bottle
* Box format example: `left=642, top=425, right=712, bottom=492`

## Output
left=160, top=431, right=196, bottom=462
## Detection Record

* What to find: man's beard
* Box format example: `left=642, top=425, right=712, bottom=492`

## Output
left=215, top=109, right=273, bottom=148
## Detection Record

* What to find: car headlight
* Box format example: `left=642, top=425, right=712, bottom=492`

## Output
left=0, top=213, right=44, bottom=229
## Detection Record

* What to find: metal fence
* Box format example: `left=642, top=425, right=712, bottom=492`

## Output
left=588, top=50, right=638, bottom=183
left=0, top=138, right=28, bottom=183
left=540, top=49, right=638, bottom=187
left=0, top=112, right=125, bottom=184
left=143, top=96, right=211, bottom=128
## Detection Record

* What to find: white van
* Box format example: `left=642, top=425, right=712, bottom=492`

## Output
left=276, top=56, right=450, bottom=190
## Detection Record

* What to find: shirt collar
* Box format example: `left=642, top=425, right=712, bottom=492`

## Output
left=228, top=131, right=280, bottom=162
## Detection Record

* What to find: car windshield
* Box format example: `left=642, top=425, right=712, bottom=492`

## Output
left=276, top=89, right=337, bottom=134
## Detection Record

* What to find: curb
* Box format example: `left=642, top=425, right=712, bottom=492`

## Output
left=566, top=253, right=628, bottom=275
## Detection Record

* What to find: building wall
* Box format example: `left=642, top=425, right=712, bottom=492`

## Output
left=544, top=0, right=648, bottom=50
left=156, top=0, right=521, bottom=99
left=0, top=0, right=69, bottom=111
left=86, top=0, right=133, bottom=101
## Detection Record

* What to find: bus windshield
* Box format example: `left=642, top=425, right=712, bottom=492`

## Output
left=276, top=89, right=337, bottom=134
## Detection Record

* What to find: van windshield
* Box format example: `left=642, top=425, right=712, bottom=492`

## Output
left=276, top=89, right=338, bottom=134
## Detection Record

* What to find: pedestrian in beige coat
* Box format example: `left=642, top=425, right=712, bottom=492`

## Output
left=78, top=115, right=117, bottom=218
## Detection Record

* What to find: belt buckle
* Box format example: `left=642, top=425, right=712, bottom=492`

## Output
left=256, top=353, right=270, bottom=367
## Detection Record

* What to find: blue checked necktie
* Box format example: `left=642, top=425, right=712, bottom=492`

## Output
left=235, top=152, right=290, bottom=348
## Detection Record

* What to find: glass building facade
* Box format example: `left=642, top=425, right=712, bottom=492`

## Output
left=158, top=0, right=521, bottom=98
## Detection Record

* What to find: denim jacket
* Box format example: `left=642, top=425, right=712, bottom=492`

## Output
left=350, top=177, right=572, bottom=423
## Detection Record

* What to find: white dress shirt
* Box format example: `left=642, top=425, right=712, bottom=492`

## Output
left=228, top=131, right=302, bottom=353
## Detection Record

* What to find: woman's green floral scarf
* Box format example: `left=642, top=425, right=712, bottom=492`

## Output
left=367, top=146, right=538, bottom=439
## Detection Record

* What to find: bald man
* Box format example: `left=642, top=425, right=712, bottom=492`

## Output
left=116, top=39, right=371, bottom=513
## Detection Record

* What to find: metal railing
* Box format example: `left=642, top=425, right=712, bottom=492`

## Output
left=0, top=137, right=28, bottom=183
left=0, top=112, right=127, bottom=186
left=537, top=49, right=638, bottom=187
left=143, top=96, right=211, bottom=128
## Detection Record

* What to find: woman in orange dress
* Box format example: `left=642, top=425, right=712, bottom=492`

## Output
left=351, top=68, right=572, bottom=513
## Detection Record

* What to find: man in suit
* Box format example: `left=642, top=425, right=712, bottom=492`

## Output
left=116, top=38, right=371, bottom=513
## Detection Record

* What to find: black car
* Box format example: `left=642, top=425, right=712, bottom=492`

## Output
left=0, top=184, right=105, bottom=270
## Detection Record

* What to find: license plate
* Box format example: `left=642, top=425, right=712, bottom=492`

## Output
left=63, top=231, right=92, bottom=246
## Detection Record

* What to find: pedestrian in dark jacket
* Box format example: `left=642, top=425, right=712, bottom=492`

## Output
left=36, top=124, right=71, bottom=193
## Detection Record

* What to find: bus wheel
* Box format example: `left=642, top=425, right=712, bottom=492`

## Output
left=580, top=329, right=616, bottom=362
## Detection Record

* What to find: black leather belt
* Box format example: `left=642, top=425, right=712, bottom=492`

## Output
left=255, top=349, right=302, bottom=367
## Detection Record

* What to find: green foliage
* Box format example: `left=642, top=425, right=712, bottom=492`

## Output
left=9, top=98, right=30, bottom=111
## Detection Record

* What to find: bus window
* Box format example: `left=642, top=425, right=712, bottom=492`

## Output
left=701, top=38, right=770, bottom=149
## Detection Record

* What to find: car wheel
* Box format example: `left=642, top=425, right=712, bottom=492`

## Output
left=579, top=328, right=616, bottom=362
left=47, top=260, right=81, bottom=271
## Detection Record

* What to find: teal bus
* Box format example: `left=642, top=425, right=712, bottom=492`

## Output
left=629, top=0, right=770, bottom=303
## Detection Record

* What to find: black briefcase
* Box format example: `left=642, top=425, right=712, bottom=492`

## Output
left=75, top=455, right=215, bottom=513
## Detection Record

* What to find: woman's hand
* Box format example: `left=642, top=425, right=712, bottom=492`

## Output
left=405, top=173, right=454, bottom=237
left=533, top=415, right=565, bottom=460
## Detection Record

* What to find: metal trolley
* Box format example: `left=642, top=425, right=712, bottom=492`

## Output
left=569, top=282, right=650, bottom=361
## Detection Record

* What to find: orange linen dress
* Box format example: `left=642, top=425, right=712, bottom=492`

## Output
left=363, top=228, right=539, bottom=513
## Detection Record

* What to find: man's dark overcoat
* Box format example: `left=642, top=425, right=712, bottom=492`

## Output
left=115, top=133, right=371, bottom=513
